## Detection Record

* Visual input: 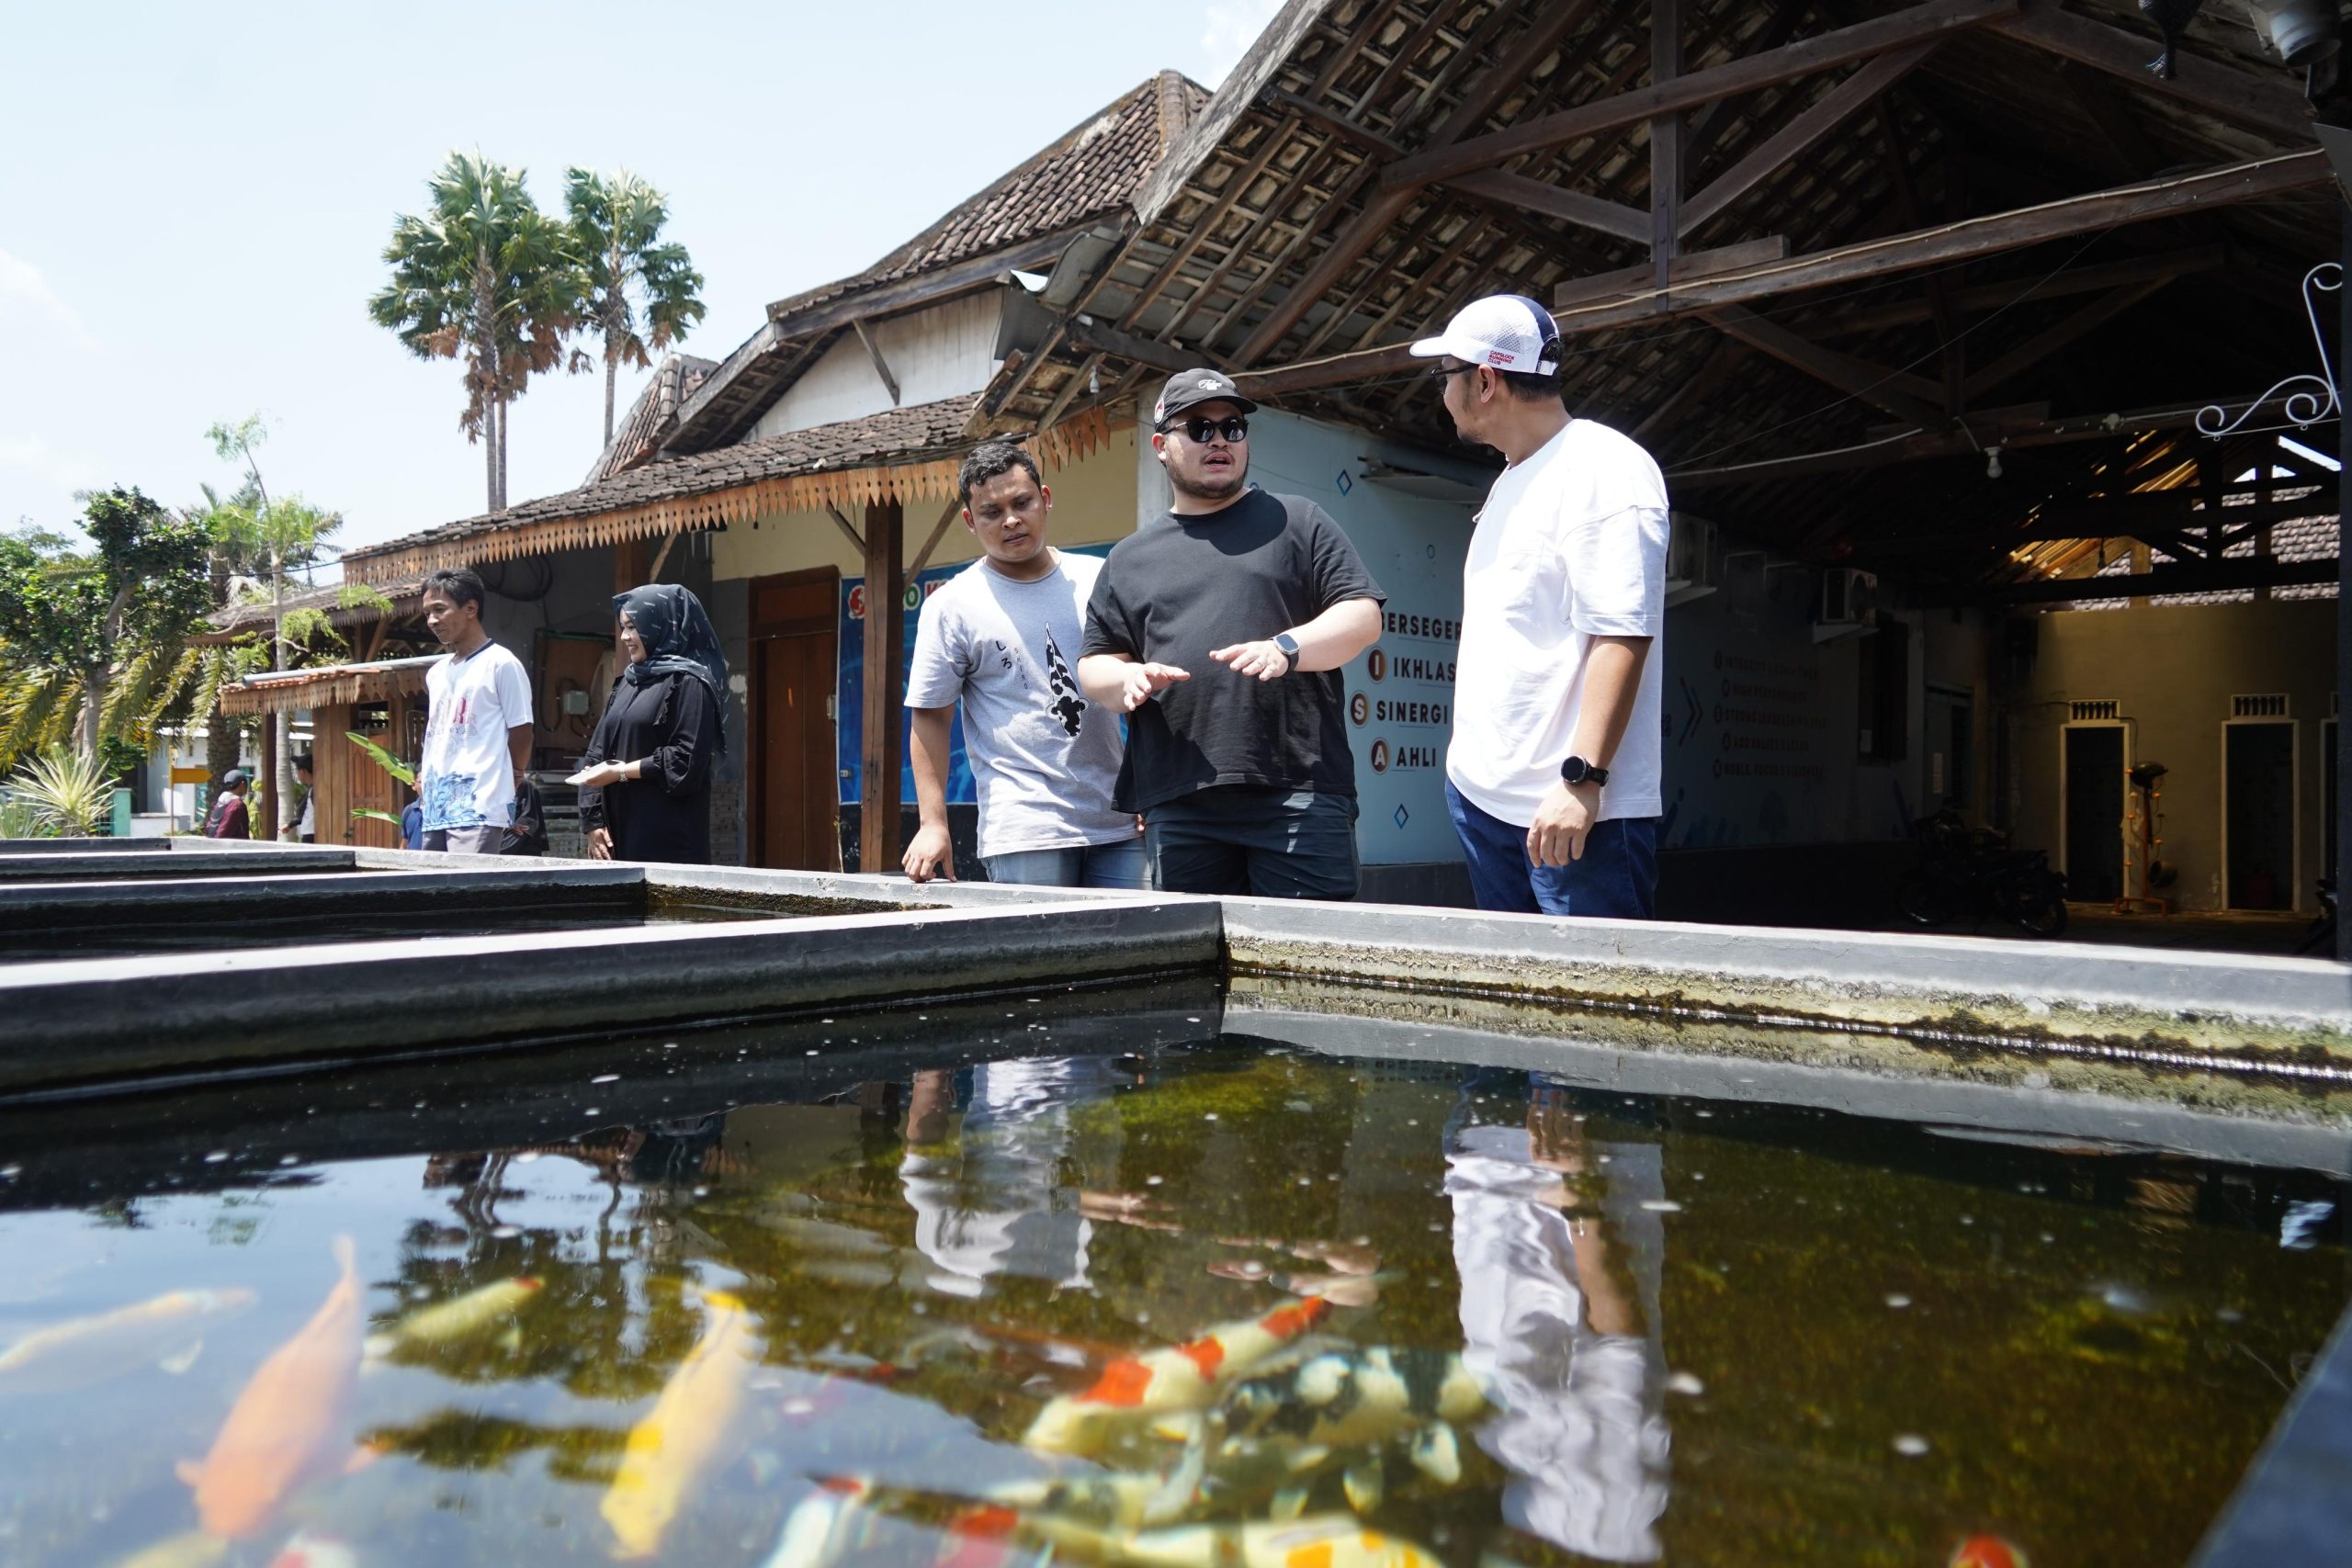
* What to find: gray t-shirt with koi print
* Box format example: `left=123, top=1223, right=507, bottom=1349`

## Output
left=904, top=551, right=1132, bottom=860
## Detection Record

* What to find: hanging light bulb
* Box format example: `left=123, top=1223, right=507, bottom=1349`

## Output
left=1089, top=364, right=1101, bottom=396
left=2243, top=0, right=2342, bottom=66
left=1986, top=445, right=2005, bottom=479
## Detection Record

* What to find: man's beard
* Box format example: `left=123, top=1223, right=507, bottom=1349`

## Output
left=1169, top=453, right=1249, bottom=502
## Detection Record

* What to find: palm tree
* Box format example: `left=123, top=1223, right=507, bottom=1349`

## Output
left=370, top=152, right=582, bottom=513
left=566, top=168, right=707, bottom=446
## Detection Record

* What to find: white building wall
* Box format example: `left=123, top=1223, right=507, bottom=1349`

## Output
left=751, top=292, right=1002, bottom=438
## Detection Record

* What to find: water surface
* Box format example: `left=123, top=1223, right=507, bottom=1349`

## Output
left=0, top=993, right=2342, bottom=1567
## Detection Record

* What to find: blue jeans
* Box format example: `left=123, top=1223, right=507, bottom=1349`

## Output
left=982, top=836, right=1148, bottom=890
left=1146, top=786, right=1359, bottom=899
left=1445, top=779, right=1658, bottom=919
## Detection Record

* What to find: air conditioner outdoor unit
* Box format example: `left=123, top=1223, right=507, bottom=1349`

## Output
left=1664, top=513, right=1718, bottom=608
left=1812, top=567, right=1878, bottom=644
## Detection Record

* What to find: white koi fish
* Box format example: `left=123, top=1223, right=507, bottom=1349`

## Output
left=1024, top=1298, right=1331, bottom=1457
left=1021, top=1511, right=1441, bottom=1568
left=104, top=1529, right=230, bottom=1568
left=0, top=1288, right=255, bottom=1395
left=602, top=1289, right=759, bottom=1559
left=177, top=1238, right=366, bottom=1539
left=761, top=1478, right=877, bottom=1568
left=266, top=1529, right=359, bottom=1568
left=362, top=1275, right=540, bottom=1361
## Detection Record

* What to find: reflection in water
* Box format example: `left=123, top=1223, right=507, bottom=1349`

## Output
left=1446, top=1077, right=1669, bottom=1562
left=0, top=1029, right=2344, bottom=1568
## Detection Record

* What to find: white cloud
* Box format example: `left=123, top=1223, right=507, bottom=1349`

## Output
left=1202, top=0, right=1285, bottom=87
left=0, top=248, right=95, bottom=348
left=0, top=434, right=105, bottom=497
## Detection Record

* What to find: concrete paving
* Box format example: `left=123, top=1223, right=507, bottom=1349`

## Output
left=0, top=863, right=646, bottom=932
left=0, top=846, right=361, bottom=880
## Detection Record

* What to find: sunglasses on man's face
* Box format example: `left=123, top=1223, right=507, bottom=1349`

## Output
left=1428, top=362, right=1479, bottom=380
left=1170, top=415, right=1250, bottom=445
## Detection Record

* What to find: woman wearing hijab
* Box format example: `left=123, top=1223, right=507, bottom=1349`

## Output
left=572, top=583, right=727, bottom=863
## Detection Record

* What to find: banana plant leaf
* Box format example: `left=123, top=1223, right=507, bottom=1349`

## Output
left=346, top=729, right=415, bottom=787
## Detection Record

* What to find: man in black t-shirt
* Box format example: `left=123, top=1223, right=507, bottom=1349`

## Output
left=1078, top=369, right=1384, bottom=897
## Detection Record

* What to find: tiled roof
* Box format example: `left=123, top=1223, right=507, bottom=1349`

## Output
left=586, top=353, right=718, bottom=483
left=765, top=72, right=1208, bottom=327
left=347, top=394, right=987, bottom=570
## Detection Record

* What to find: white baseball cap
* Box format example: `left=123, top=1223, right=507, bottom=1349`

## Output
left=1408, top=293, right=1562, bottom=374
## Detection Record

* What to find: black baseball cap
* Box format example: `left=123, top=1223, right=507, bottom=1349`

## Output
left=221, top=769, right=250, bottom=787
left=1152, top=368, right=1259, bottom=429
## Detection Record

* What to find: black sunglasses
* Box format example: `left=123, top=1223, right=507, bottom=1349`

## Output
left=1427, top=362, right=1479, bottom=380
left=1166, top=415, right=1250, bottom=444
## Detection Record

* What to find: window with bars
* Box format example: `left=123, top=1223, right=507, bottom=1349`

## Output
left=2070, top=699, right=2120, bottom=721
left=2231, top=694, right=2290, bottom=719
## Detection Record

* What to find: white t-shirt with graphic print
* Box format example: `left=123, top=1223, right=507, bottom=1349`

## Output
left=904, top=551, right=1130, bottom=860
left=1448, top=418, right=1669, bottom=827
left=419, top=640, right=532, bottom=831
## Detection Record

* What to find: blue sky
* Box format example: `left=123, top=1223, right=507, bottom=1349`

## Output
left=0, top=1, right=1283, bottom=553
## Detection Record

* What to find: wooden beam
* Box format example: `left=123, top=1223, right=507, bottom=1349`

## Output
left=1860, top=491, right=2329, bottom=550
left=851, top=319, right=900, bottom=406
left=1667, top=395, right=2275, bottom=486
left=1383, top=0, right=2019, bottom=194
left=1232, top=0, right=1607, bottom=366
left=1701, top=304, right=1949, bottom=428
left=1032, top=350, right=1104, bottom=434
left=1554, top=152, right=2328, bottom=333
left=1631, top=339, right=1745, bottom=444
left=1652, top=0, right=1684, bottom=285
left=1947, top=553, right=2338, bottom=606
left=1234, top=342, right=1422, bottom=400
left=1806, top=243, right=2228, bottom=336
left=1988, top=0, right=2317, bottom=146
left=1554, top=236, right=1792, bottom=308
left=1681, top=42, right=1939, bottom=235
left=1962, top=278, right=2174, bottom=400
left=825, top=505, right=866, bottom=557
left=1448, top=169, right=1653, bottom=243
left=860, top=499, right=905, bottom=874
left=1064, top=312, right=1216, bottom=376
left=906, top=494, right=965, bottom=581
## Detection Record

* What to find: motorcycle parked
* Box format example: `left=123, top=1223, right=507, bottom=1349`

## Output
left=1894, top=810, right=2070, bottom=938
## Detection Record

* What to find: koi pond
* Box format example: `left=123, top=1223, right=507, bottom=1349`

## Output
left=0, top=987, right=2344, bottom=1568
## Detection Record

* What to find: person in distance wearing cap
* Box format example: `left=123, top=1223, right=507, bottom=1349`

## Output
left=1076, top=369, right=1385, bottom=897
left=1412, top=295, right=1669, bottom=919
left=205, top=769, right=253, bottom=840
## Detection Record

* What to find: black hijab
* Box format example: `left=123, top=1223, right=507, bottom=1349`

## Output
left=615, top=582, right=728, bottom=754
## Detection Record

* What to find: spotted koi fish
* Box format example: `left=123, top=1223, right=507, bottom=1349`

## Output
left=1020, top=1511, right=1440, bottom=1568
left=1024, top=1297, right=1331, bottom=1456
left=1225, top=1348, right=1486, bottom=1450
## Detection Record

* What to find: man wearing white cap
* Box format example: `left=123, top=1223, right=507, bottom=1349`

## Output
left=1412, top=294, right=1668, bottom=919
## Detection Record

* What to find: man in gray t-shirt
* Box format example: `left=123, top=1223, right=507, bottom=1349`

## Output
left=901, top=441, right=1142, bottom=888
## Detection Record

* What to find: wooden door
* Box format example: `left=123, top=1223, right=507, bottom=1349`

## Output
left=750, top=570, right=840, bottom=870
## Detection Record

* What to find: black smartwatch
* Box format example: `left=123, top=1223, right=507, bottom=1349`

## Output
left=1273, top=631, right=1302, bottom=668
left=1561, top=754, right=1610, bottom=786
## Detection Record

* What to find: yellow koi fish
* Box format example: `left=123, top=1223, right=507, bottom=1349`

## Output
left=0, top=1288, right=255, bottom=1394
left=1024, top=1297, right=1331, bottom=1456
left=177, top=1237, right=365, bottom=1539
left=602, top=1289, right=759, bottom=1558
left=1023, top=1511, right=1440, bottom=1568
left=363, top=1275, right=540, bottom=1360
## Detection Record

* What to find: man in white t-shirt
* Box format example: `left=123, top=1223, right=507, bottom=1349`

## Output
left=1412, top=295, right=1668, bottom=918
left=900, top=441, right=1141, bottom=888
left=416, top=567, right=535, bottom=855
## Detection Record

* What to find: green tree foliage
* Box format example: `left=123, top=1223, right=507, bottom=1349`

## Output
left=0, top=490, right=210, bottom=763
left=370, top=152, right=583, bottom=514
left=566, top=167, right=706, bottom=447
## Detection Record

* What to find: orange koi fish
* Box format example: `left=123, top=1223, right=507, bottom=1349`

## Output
left=603, top=1289, right=759, bottom=1559
left=1022, top=1511, right=1439, bottom=1568
left=1950, top=1537, right=2029, bottom=1568
left=176, top=1236, right=366, bottom=1539
left=1024, top=1297, right=1330, bottom=1456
